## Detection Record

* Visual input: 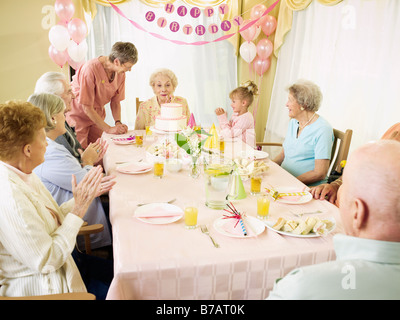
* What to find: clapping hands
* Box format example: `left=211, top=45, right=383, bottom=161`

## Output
left=80, top=138, right=108, bottom=167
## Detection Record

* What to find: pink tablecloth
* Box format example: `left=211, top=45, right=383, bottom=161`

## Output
left=102, top=132, right=342, bottom=300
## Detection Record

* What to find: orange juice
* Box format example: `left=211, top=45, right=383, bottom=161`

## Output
left=184, top=207, right=198, bottom=229
left=193, top=125, right=201, bottom=131
left=257, top=196, right=270, bottom=219
left=136, top=134, right=143, bottom=147
left=219, top=138, right=225, bottom=153
left=145, top=126, right=152, bottom=135
left=250, top=176, right=262, bottom=195
left=154, top=161, right=164, bottom=178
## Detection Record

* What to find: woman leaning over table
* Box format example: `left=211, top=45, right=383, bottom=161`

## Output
left=0, top=100, right=106, bottom=297
left=28, top=93, right=113, bottom=251
left=134, top=68, right=190, bottom=130
left=66, top=41, right=138, bottom=149
left=273, top=79, right=334, bottom=186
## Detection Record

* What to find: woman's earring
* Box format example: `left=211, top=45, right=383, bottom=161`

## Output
left=300, top=107, right=305, bottom=111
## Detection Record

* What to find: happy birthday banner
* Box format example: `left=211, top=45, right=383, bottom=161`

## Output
left=107, top=0, right=280, bottom=46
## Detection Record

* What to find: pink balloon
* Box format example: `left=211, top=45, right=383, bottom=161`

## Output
left=239, top=20, right=257, bottom=42
left=253, top=56, right=271, bottom=76
left=68, top=18, right=87, bottom=44
left=251, top=4, right=267, bottom=26
left=260, top=15, right=277, bottom=36
left=55, top=0, right=75, bottom=21
left=48, top=45, right=68, bottom=68
left=256, top=38, right=273, bottom=60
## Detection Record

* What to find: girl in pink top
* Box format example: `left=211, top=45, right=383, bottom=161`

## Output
left=215, top=81, right=257, bottom=147
left=67, top=42, right=138, bottom=148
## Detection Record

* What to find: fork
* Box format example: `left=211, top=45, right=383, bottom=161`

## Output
left=137, top=198, right=176, bottom=206
left=200, top=225, right=220, bottom=248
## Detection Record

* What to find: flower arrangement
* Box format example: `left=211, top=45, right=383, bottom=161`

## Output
left=175, top=127, right=210, bottom=177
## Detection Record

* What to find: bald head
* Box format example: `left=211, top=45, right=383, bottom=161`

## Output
left=339, top=140, right=400, bottom=241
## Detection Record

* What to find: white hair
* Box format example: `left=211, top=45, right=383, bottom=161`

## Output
left=34, top=72, right=67, bottom=96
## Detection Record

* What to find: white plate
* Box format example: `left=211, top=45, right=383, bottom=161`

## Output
left=213, top=216, right=265, bottom=238
left=150, top=126, right=181, bottom=135
left=111, top=135, right=135, bottom=145
left=116, top=162, right=152, bottom=174
left=264, top=217, right=336, bottom=238
left=253, top=150, right=269, bottom=160
left=134, top=203, right=183, bottom=224
left=273, top=187, right=312, bottom=204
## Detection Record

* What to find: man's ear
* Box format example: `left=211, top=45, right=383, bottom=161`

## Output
left=353, top=198, right=368, bottom=233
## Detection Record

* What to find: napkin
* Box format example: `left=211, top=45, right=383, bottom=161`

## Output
left=117, top=163, right=152, bottom=173
left=135, top=206, right=183, bottom=218
left=220, top=218, right=256, bottom=236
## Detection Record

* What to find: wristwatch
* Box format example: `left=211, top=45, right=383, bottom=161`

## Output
left=115, top=120, right=121, bottom=125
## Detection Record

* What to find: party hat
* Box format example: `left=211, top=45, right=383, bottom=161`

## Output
left=227, top=170, right=247, bottom=200
left=204, top=123, right=218, bottom=149
left=188, top=113, right=196, bottom=128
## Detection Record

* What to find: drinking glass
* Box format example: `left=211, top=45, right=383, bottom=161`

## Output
left=153, top=159, right=164, bottom=178
left=136, top=133, right=143, bottom=147
left=257, top=196, right=270, bottom=220
left=250, top=174, right=262, bottom=195
left=184, top=206, right=198, bottom=229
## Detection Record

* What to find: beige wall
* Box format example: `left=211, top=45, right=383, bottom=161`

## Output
left=0, top=0, right=69, bottom=103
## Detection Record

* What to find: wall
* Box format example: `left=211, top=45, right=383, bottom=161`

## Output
left=0, top=0, right=68, bottom=103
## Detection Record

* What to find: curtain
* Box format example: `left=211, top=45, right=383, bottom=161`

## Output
left=85, top=0, right=237, bottom=129
left=263, top=0, right=400, bottom=160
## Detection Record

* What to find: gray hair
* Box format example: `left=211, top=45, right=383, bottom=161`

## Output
left=109, top=41, right=138, bottom=65
left=287, top=79, right=323, bottom=112
left=34, top=72, right=67, bottom=96
left=27, top=93, right=65, bottom=132
left=149, top=68, right=178, bottom=90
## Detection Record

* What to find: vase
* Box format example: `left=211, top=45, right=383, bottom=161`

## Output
left=189, top=156, right=201, bottom=178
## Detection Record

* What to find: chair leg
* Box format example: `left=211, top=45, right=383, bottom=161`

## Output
left=84, top=234, right=92, bottom=255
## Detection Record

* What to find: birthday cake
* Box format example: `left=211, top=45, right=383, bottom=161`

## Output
left=155, top=103, right=187, bottom=132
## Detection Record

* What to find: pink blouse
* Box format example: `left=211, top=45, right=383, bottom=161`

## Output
left=217, top=111, right=255, bottom=147
left=66, top=57, right=125, bottom=127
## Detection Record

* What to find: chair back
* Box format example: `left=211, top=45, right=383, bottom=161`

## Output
left=136, top=97, right=142, bottom=114
left=330, top=128, right=353, bottom=174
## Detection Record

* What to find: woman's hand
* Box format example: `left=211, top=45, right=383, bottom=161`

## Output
left=96, top=174, right=116, bottom=197
left=80, top=138, right=108, bottom=167
left=71, top=166, right=103, bottom=218
left=106, top=124, right=128, bottom=135
left=215, top=108, right=226, bottom=116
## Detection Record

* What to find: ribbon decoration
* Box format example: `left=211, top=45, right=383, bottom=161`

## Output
left=265, top=188, right=308, bottom=200
left=106, top=0, right=280, bottom=46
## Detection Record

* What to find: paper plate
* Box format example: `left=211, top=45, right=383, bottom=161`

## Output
left=111, top=135, right=135, bottom=145
left=213, top=216, right=265, bottom=238
left=116, top=162, right=152, bottom=174
left=134, top=203, right=184, bottom=224
left=273, top=187, right=312, bottom=204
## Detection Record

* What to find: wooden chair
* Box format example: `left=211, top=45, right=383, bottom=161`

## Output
left=256, top=128, right=353, bottom=175
left=136, top=97, right=142, bottom=114
left=0, top=292, right=96, bottom=300
left=78, top=222, right=104, bottom=255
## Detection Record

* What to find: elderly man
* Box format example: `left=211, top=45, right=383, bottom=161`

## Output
left=267, top=140, right=400, bottom=299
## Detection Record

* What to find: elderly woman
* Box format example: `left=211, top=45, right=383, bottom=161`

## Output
left=135, top=68, right=190, bottom=130
left=273, top=80, right=334, bottom=186
left=0, top=100, right=107, bottom=297
left=66, top=41, right=138, bottom=148
left=28, top=93, right=113, bottom=251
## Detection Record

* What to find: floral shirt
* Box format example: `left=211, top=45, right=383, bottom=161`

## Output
left=134, top=96, right=190, bottom=130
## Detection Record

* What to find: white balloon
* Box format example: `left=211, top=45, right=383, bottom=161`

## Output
left=48, top=25, right=70, bottom=51
left=239, top=41, right=257, bottom=63
left=67, top=39, right=88, bottom=62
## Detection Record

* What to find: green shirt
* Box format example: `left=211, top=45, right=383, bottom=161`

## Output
left=267, top=234, right=400, bottom=299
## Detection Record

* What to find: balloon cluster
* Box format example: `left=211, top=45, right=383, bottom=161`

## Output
left=239, top=4, right=277, bottom=76
left=48, top=0, right=88, bottom=69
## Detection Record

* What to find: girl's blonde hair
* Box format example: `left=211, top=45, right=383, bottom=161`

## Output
left=229, top=80, right=258, bottom=107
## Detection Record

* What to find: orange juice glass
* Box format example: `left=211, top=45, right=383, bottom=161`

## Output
left=219, top=136, right=225, bottom=154
left=153, top=161, right=164, bottom=178
left=136, top=134, right=143, bottom=147
left=257, top=196, right=270, bottom=219
left=184, top=207, right=198, bottom=229
left=250, top=176, right=262, bottom=195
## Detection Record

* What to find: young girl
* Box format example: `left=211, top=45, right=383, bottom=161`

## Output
left=215, top=80, right=257, bottom=147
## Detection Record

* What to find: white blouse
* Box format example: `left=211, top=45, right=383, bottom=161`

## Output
left=0, top=162, right=86, bottom=297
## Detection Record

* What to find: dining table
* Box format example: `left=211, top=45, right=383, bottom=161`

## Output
left=102, top=130, right=343, bottom=300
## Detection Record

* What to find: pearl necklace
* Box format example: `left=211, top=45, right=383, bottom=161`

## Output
left=298, top=113, right=316, bottom=130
